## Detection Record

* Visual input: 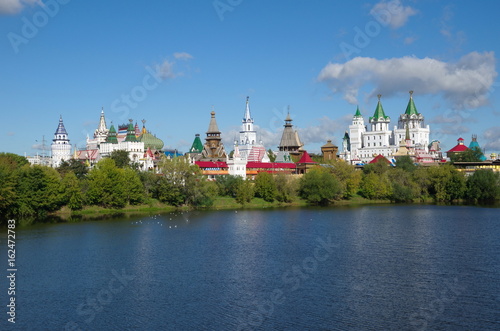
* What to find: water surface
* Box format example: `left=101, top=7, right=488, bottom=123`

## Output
left=1, top=205, right=499, bottom=330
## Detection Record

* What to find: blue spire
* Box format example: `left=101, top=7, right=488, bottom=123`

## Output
left=54, top=115, right=68, bottom=135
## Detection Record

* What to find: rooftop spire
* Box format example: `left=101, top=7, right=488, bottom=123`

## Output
left=405, top=90, right=419, bottom=116
left=243, top=96, right=252, bottom=122
left=207, top=109, right=221, bottom=134
left=285, top=106, right=292, bottom=122
left=124, top=119, right=137, bottom=142
left=354, top=105, right=362, bottom=117
left=54, top=115, right=68, bottom=135
left=370, top=94, right=389, bottom=121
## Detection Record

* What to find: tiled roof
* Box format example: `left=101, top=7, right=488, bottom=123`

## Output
left=246, top=162, right=296, bottom=169
left=298, top=151, right=316, bottom=163
left=195, top=161, right=228, bottom=168
left=368, top=154, right=391, bottom=164
left=405, top=91, right=419, bottom=116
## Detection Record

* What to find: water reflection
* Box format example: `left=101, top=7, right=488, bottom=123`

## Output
left=3, top=205, right=499, bottom=330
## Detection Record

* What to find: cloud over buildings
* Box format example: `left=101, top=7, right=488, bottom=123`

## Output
left=317, top=51, right=497, bottom=110
left=153, top=52, right=194, bottom=80
left=483, top=126, right=500, bottom=152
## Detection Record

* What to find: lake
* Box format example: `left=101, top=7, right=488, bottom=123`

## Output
left=2, top=205, right=500, bottom=330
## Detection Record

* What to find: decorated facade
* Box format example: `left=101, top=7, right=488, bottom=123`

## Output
left=341, top=92, right=435, bottom=164
left=51, top=116, right=72, bottom=167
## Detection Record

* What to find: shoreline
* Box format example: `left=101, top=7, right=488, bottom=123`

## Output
left=7, top=196, right=498, bottom=227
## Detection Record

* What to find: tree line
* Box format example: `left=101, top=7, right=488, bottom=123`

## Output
left=0, top=152, right=499, bottom=223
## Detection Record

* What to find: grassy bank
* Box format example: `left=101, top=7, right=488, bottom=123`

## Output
left=52, top=195, right=392, bottom=219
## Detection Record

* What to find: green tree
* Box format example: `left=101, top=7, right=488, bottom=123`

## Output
left=427, top=164, right=466, bottom=201
left=86, top=158, right=126, bottom=208
left=57, top=159, right=88, bottom=179
left=188, top=180, right=219, bottom=207
left=328, top=160, right=362, bottom=198
left=299, top=168, right=341, bottom=205
left=274, top=173, right=298, bottom=203
left=411, top=167, right=431, bottom=200
left=0, top=153, right=26, bottom=218
left=395, top=155, right=416, bottom=172
left=15, top=165, right=65, bottom=216
left=254, top=172, right=277, bottom=202
left=157, top=156, right=216, bottom=207
left=155, top=176, right=185, bottom=206
left=110, top=150, right=131, bottom=168
left=61, top=171, right=84, bottom=210
left=216, top=175, right=244, bottom=197
left=139, top=171, right=160, bottom=199
left=0, top=152, right=28, bottom=168
left=387, top=168, right=418, bottom=202
left=362, top=157, right=391, bottom=175
left=466, top=169, right=500, bottom=201
left=360, top=172, right=392, bottom=199
left=122, top=168, right=144, bottom=205
left=450, top=147, right=484, bottom=162
left=235, top=179, right=254, bottom=205
left=267, top=149, right=276, bottom=162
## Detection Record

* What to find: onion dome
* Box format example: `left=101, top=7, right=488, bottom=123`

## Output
left=138, top=131, right=164, bottom=150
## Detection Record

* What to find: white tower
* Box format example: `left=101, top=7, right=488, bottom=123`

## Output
left=394, top=91, right=430, bottom=151
left=94, top=107, right=109, bottom=144
left=227, top=143, right=247, bottom=179
left=51, top=116, right=71, bottom=167
left=362, top=94, right=392, bottom=154
left=348, top=106, right=365, bottom=161
left=239, top=96, right=257, bottom=159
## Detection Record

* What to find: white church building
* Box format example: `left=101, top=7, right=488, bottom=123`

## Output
left=341, top=92, right=430, bottom=164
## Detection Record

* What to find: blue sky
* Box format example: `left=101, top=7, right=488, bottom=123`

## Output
left=1, top=0, right=499, bottom=157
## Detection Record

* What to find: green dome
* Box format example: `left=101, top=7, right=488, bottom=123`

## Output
left=138, top=132, right=164, bottom=150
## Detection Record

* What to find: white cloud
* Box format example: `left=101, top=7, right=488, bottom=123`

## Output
left=317, top=52, right=497, bottom=110
left=173, top=52, right=193, bottom=60
left=403, top=36, right=417, bottom=45
left=483, top=127, right=500, bottom=152
left=153, top=52, right=194, bottom=79
left=296, top=116, right=346, bottom=146
left=31, top=143, right=45, bottom=151
left=440, top=5, right=466, bottom=50
left=0, top=0, right=40, bottom=15
left=370, top=0, right=417, bottom=29
left=154, top=60, right=177, bottom=80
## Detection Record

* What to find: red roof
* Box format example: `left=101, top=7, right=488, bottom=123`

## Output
left=457, top=137, right=464, bottom=141
left=195, top=161, right=228, bottom=168
left=446, top=144, right=469, bottom=153
left=76, top=149, right=99, bottom=160
left=298, top=151, right=316, bottom=164
left=246, top=162, right=296, bottom=169
left=368, top=154, right=391, bottom=164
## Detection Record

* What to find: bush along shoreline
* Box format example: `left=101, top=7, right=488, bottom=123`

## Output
left=1, top=153, right=499, bottom=226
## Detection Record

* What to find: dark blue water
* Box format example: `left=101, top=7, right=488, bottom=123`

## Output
left=1, top=205, right=499, bottom=330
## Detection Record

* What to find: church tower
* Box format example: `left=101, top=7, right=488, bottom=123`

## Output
left=365, top=94, right=392, bottom=148
left=239, top=96, right=257, bottom=159
left=394, top=91, right=430, bottom=150
left=348, top=106, right=365, bottom=160
left=202, top=110, right=227, bottom=160
left=227, top=143, right=247, bottom=179
left=93, top=107, right=109, bottom=144
left=278, top=111, right=303, bottom=156
left=51, top=116, right=71, bottom=167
